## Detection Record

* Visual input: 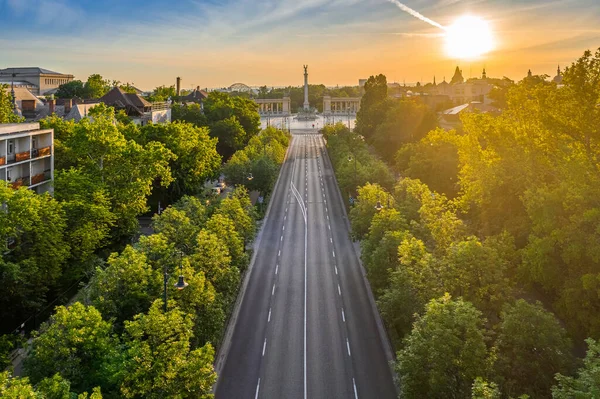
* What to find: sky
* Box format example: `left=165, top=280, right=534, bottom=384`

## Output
left=0, top=0, right=599, bottom=90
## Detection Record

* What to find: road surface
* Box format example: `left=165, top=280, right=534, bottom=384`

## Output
left=216, top=131, right=396, bottom=399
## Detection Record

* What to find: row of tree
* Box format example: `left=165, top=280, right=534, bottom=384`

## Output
left=325, top=47, right=600, bottom=398
left=55, top=74, right=138, bottom=99
left=2, top=188, right=256, bottom=398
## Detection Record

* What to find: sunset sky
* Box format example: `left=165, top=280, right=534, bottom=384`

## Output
left=1, top=0, right=598, bottom=90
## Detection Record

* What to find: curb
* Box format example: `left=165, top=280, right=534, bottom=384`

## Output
left=213, top=136, right=294, bottom=391
left=319, top=135, right=399, bottom=393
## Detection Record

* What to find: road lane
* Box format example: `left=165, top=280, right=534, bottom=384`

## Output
left=216, top=132, right=396, bottom=399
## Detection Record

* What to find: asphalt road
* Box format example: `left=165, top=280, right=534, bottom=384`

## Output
left=216, top=131, right=396, bottom=399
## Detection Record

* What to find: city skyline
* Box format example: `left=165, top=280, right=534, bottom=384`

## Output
left=1, top=0, right=599, bottom=90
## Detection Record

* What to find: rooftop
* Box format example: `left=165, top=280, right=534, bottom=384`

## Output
left=0, top=123, right=41, bottom=135
left=0, top=67, right=72, bottom=76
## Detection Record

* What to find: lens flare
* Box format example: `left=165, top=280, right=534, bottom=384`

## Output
left=445, top=15, right=494, bottom=59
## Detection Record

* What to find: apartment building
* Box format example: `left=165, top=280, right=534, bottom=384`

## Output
left=0, top=123, right=54, bottom=194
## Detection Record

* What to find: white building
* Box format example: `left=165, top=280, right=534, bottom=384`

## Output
left=0, top=123, right=54, bottom=194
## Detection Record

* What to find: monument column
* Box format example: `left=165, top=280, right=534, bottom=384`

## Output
left=303, top=65, right=309, bottom=111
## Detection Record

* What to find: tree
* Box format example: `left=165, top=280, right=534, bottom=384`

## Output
left=552, top=338, right=600, bottom=398
left=120, top=300, right=216, bottom=398
left=356, top=74, right=388, bottom=140
left=24, top=303, right=121, bottom=395
left=54, top=168, right=116, bottom=266
left=348, top=183, right=389, bottom=240
left=83, top=74, right=110, bottom=99
left=56, top=80, right=86, bottom=99
left=0, top=84, right=23, bottom=123
left=209, top=116, right=248, bottom=160
left=493, top=300, right=575, bottom=398
left=214, top=188, right=256, bottom=245
left=472, top=378, right=501, bottom=399
left=203, top=91, right=261, bottom=146
left=396, top=294, right=488, bottom=399
left=146, top=85, right=177, bottom=102
left=87, top=246, right=160, bottom=327
left=0, top=183, right=70, bottom=331
left=139, top=122, right=221, bottom=199
left=171, top=103, right=207, bottom=127
left=44, top=105, right=174, bottom=236
left=371, top=98, right=438, bottom=162
left=205, top=213, right=247, bottom=270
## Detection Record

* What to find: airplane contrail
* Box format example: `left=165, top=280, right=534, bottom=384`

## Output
left=385, top=0, right=446, bottom=31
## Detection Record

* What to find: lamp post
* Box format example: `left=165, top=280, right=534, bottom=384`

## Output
left=163, top=249, right=189, bottom=313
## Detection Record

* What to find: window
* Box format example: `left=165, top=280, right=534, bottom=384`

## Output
left=6, top=168, right=12, bottom=181
left=7, top=140, right=14, bottom=155
left=32, top=136, right=37, bottom=149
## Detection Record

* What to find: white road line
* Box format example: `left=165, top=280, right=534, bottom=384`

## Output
left=353, top=378, right=359, bottom=399
left=272, top=284, right=276, bottom=295
left=275, top=264, right=279, bottom=274
left=326, top=207, right=328, bottom=212
left=268, top=308, right=271, bottom=322
left=342, top=308, right=345, bottom=322
left=335, top=266, right=338, bottom=274
left=278, top=250, right=281, bottom=257
left=255, top=378, right=261, bottom=399
left=283, top=225, right=285, bottom=230
left=304, top=142, right=308, bottom=399
left=330, top=237, right=333, bottom=243
left=327, top=215, right=329, bottom=220
left=347, top=339, right=352, bottom=356
left=286, top=208, right=288, bottom=213
left=328, top=224, right=331, bottom=230
left=262, top=339, right=267, bottom=356
left=333, top=250, right=336, bottom=258
left=338, top=284, right=341, bottom=296
left=281, top=235, right=283, bottom=242
left=284, top=215, right=287, bottom=221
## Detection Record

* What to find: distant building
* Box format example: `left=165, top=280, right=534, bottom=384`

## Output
left=0, top=122, right=54, bottom=194
left=2, top=86, right=44, bottom=119
left=0, top=67, right=74, bottom=96
left=439, top=101, right=499, bottom=129
left=553, top=65, right=563, bottom=85
left=435, top=68, right=492, bottom=104
left=99, top=87, right=171, bottom=125
left=181, top=86, right=209, bottom=103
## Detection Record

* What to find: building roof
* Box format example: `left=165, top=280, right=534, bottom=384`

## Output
left=99, top=87, right=151, bottom=116
left=3, top=87, right=44, bottom=107
left=182, top=88, right=209, bottom=103
left=65, top=104, right=98, bottom=122
left=0, top=67, right=70, bottom=76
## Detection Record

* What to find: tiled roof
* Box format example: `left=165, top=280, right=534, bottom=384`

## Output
left=100, top=87, right=151, bottom=116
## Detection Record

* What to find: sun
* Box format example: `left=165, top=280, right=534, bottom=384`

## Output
left=444, top=15, right=494, bottom=59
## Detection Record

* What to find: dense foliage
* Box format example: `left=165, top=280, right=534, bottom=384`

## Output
left=327, top=47, right=600, bottom=398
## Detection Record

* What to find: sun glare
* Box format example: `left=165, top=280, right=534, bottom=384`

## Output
left=444, top=15, right=494, bottom=59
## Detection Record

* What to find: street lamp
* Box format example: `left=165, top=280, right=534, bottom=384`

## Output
left=375, top=200, right=383, bottom=211
left=163, top=249, right=189, bottom=313
left=247, top=172, right=254, bottom=181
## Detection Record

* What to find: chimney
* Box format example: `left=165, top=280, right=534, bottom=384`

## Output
left=48, top=99, right=55, bottom=114
left=176, top=77, right=181, bottom=96
left=196, top=86, right=200, bottom=91
left=64, top=98, right=72, bottom=113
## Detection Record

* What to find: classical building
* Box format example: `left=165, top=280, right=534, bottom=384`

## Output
left=322, top=96, right=361, bottom=115
left=553, top=65, right=563, bottom=85
left=0, top=122, right=54, bottom=194
left=255, top=97, right=291, bottom=115
left=0, top=67, right=74, bottom=96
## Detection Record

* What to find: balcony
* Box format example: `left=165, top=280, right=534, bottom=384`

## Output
left=15, top=151, right=30, bottom=162
left=32, top=146, right=51, bottom=158
left=10, top=176, right=30, bottom=190
left=0, top=157, right=4, bottom=166
left=31, top=170, right=51, bottom=186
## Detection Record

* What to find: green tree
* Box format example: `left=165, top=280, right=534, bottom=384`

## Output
left=355, top=74, right=388, bottom=139
left=552, top=338, right=600, bottom=398
left=493, top=300, right=575, bottom=398
left=209, top=116, right=247, bottom=160
left=472, top=377, right=501, bottom=399
left=87, top=246, right=160, bottom=326
left=0, top=84, right=23, bottom=123
left=371, top=98, right=438, bottom=162
left=146, top=85, right=176, bottom=102
left=0, top=183, right=70, bottom=330
left=348, top=183, right=389, bottom=240
left=54, top=168, right=116, bottom=266
left=120, top=300, right=216, bottom=398
left=171, top=103, right=207, bottom=126
left=139, top=122, right=221, bottom=199
left=396, top=294, right=488, bottom=399
left=55, top=80, right=85, bottom=99
left=24, top=303, right=121, bottom=395
left=83, top=74, right=110, bottom=99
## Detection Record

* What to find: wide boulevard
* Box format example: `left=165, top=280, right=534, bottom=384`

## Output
left=215, top=130, right=396, bottom=399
